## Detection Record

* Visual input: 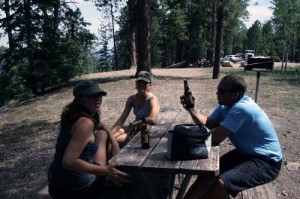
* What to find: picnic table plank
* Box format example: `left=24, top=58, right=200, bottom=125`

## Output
left=142, top=135, right=182, bottom=172
left=150, top=107, right=181, bottom=139
left=143, top=109, right=219, bottom=174
left=180, top=146, right=219, bottom=174
left=142, top=108, right=187, bottom=171
left=108, top=107, right=220, bottom=199
left=109, top=108, right=181, bottom=171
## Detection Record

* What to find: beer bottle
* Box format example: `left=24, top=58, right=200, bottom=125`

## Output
left=141, top=118, right=150, bottom=149
left=184, top=79, right=194, bottom=109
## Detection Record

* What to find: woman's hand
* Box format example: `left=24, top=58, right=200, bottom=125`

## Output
left=128, top=123, right=137, bottom=136
left=105, top=163, right=129, bottom=186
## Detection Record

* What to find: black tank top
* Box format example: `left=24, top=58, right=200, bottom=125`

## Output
left=48, top=125, right=99, bottom=189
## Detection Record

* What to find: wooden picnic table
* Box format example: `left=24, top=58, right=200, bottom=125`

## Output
left=109, top=108, right=219, bottom=199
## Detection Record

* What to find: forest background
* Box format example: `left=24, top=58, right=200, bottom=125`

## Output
left=0, top=0, right=300, bottom=107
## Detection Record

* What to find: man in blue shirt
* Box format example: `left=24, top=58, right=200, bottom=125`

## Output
left=181, top=74, right=282, bottom=198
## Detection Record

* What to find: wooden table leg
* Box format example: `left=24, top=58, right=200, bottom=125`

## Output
left=176, top=175, right=192, bottom=199
left=167, top=174, right=176, bottom=199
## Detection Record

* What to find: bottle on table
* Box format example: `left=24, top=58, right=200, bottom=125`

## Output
left=141, top=118, right=150, bottom=149
left=184, top=79, right=194, bottom=109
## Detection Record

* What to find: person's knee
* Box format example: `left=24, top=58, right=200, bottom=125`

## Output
left=218, top=178, right=225, bottom=186
left=215, top=178, right=228, bottom=194
left=114, top=128, right=125, bottom=138
left=96, top=130, right=108, bottom=141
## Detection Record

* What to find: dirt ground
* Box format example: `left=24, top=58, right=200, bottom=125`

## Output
left=0, top=64, right=299, bottom=199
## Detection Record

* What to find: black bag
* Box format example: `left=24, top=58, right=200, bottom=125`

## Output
left=167, top=124, right=211, bottom=160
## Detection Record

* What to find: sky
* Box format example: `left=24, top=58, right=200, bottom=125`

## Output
left=0, top=0, right=273, bottom=47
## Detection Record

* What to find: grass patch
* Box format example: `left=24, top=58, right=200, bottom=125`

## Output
left=221, top=66, right=300, bottom=87
left=283, top=93, right=300, bottom=110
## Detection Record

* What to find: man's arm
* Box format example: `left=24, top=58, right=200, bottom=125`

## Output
left=187, top=108, right=218, bottom=130
left=187, top=108, right=230, bottom=144
left=210, top=125, right=230, bottom=145
left=180, top=95, right=231, bottom=145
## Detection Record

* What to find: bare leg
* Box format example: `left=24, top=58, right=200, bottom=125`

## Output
left=93, top=130, right=108, bottom=166
left=113, top=128, right=126, bottom=139
left=184, top=173, right=215, bottom=199
left=114, top=127, right=132, bottom=147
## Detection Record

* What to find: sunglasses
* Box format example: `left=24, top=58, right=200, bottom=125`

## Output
left=136, top=80, right=149, bottom=85
left=217, top=88, right=231, bottom=94
left=88, top=93, right=103, bottom=99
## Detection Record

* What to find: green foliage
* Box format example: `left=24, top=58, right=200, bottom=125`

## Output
left=246, top=20, right=262, bottom=52
left=223, top=0, right=249, bottom=55
left=0, top=46, right=8, bottom=52
left=1, top=0, right=300, bottom=107
left=272, top=0, right=300, bottom=62
left=260, top=21, right=276, bottom=55
left=114, top=4, right=131, bottom=69
left=0, top=0, right=95, bottom=106
left=97, top=24, right=114, bottom=71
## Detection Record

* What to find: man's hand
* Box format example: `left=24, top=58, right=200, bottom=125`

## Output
left=180, top=95, right=195, bottom=110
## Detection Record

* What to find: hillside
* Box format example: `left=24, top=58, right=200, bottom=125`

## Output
left=0, top=67, right=299, bottom=198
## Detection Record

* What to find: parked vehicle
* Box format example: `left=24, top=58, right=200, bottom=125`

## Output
left=244, top=50, right=255, bottom=64
left=223, top=55, right=240, bottom=63
left=220, top=56, right=234, bottom=67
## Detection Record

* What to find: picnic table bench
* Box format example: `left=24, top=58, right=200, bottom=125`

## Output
left=109, top=107, right=220, bottom=199
left=235, top=182, right=278, bottom=199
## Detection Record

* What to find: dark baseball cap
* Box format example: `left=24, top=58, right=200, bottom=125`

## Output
left=73, top=80, right=107, bottom=98
left=136, top=71, right=153, bottom=83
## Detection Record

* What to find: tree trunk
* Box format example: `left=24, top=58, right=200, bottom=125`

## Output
left=136, top=0, right=151, bottom=74
left=128, top=0, right=137, bottom=69
left=110, top=0, right=118, bottom=70
left=213, top=0, right=224, bottom=79
left=208, top=1, right=216, bottom=66
left=24, top=0, right=37, bottom=92
left=53, top=0, right=60, bottom=37
left=130, top=31, right=137, bottom=69
left=4, top=0, right=14, bottom=49
left=24, top=0, right=32, bottom=47
left=186, top=3, right=191, bottom=68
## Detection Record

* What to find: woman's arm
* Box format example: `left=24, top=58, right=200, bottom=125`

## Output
left=111, top=96, right=133, bottom=134
left=62, top=117, right=128, bottom=185
left=145, top=95, right=159, bottom=125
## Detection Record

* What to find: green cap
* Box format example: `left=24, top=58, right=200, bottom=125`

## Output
left=73, top=80, right=107, bottom=98
left=136, top=71, right=153, bottom=83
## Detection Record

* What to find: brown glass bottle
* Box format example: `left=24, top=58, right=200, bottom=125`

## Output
left=184, top=79, right=194, bottom=109
left=140, top=118, right=150, bottom=149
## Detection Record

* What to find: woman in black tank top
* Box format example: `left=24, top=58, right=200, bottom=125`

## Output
left=48, top=80, right=129, bottom=199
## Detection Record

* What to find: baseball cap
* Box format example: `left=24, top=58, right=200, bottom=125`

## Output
left=136, top=71, right=153, bottom=83
left=73, top=80, right=107, bottom=98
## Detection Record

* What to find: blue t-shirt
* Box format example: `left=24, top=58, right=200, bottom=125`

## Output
left=209, top=96, right=282, bottom=162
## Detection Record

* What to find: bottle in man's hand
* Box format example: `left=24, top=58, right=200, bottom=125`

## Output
left=184, top=79, right=194, bottom=109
